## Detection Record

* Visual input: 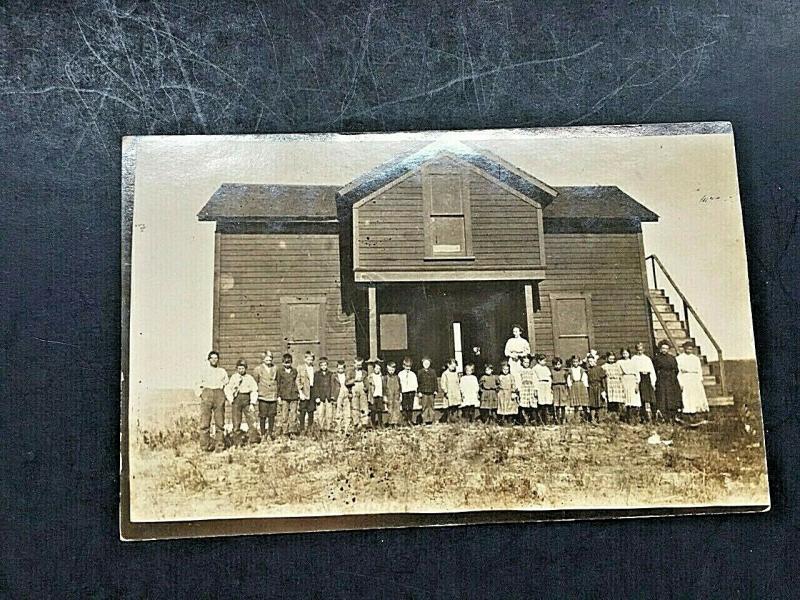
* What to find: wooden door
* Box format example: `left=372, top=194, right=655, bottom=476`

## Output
left=550, top=293, right=593, bottom=361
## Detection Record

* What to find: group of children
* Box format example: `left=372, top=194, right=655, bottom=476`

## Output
left=195, top=338, right=706, bottom=450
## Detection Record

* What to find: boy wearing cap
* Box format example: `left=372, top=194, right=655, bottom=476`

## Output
left=275, top=353, right=300, bottom=435
left=195, top=350, right=229, bottom=451
left=297, top=351, right=317, bottom=434
left=224, top=359, right=260, bottom=446
left=253, top=351, right=278, bottom=439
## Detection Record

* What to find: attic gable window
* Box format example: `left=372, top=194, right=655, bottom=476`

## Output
left=422, top=166, right=474, bottom=259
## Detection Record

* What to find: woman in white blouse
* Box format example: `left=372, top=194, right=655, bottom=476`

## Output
left=676, top=341, right=709, bottom=418
left=504, top=325, right=531, bottom=377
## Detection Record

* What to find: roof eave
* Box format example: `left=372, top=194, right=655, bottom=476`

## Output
left=198, top=214, right=338, bottom=223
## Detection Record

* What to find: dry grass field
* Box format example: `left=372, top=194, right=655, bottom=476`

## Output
left=127, top=361, right=768, bottom=522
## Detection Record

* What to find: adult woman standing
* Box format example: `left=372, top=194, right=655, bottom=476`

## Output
left=504, top=325, right=531, bottom=377
left=652, top=340, right=682, bottom=422
left=676, top=341, right=709, bottom=420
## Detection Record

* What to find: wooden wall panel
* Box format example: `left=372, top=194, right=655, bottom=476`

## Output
left=355, top=164, right=543, bottom=272
left=534, top=232, right=652, bottom=357
left=214, top=233, right=357, bottom=372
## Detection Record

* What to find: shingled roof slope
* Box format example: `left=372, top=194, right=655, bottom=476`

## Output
left=337, top=141, right=558, bottom=207
left=197, top=184, right=340, bottom=221
left=198, top=183, right=658, bottom=222
left=546, top=186, right=659, bottom=221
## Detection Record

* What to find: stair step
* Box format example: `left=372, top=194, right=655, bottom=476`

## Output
left=651, top=301, right=674, bottom=310
left=708, top=396, right=735, bottom=407
left=652, top=312, right=680, bottom=322
left=650, top=286, right=724, bottom=391
left=653, top=321, right=689, bottom=332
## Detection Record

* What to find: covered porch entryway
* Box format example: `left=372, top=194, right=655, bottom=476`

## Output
left=364, top=281, right=540, bottom=372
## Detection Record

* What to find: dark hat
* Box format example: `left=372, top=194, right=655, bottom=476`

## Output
left=236, top=358, right=248, bottom=368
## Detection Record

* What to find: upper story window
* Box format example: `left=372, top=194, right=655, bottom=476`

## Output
left=422, top=165, right=474, bottom=259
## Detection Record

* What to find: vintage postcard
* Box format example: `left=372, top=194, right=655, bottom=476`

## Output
left=121, top=124, right=768, bottom=539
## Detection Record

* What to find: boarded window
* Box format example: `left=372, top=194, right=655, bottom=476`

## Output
left=281, top=296, right=326, bottom=357
left=380, top=313, right=408, bottom=351
left=550, top=294, right=593, bottom=361
left=554, top=298, right=589, bottom=335
left=288, top=303, right=320, bottom=342
left=430, top=216, right=466, bottom=254
left=423, top=166, right=472, bottom=258
left=429, top=174, right=464, bottom=214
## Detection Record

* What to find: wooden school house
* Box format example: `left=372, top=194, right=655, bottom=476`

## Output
left=198, top=141, right=660, bottom=374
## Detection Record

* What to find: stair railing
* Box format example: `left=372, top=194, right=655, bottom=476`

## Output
left=646, top=291, right=680, bottom=353
left=646, top=254, right=726, bottom=396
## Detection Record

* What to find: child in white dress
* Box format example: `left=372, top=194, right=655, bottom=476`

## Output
left=459, top=363, right=480, bottom=423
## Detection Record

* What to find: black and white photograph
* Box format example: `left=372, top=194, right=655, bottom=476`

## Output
left=122, top=124, right=768, bottom=535
left=6, top=0, right=799, bottom=595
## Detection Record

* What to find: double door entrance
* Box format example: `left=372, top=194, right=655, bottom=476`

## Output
left=374, top=282, right=527, bottom=372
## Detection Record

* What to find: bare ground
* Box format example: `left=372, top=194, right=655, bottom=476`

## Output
left=129, top=405, right=768, bottom=522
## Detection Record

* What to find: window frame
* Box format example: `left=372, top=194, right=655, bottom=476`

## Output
left=422, top=165, right=474, bottom=260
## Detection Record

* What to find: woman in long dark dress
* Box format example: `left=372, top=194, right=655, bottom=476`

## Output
left=652, top=340, right=682, bottom=421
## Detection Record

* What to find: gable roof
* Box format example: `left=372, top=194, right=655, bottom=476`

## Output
left=545, top=186, right=659, bottom=221
left=198, top=182, right=659, bottom=223
left=197, top=184, right=339, bottom=221
left=337, top=140, right=558, bottom=207
left=196, top=146, right=659, bottom=224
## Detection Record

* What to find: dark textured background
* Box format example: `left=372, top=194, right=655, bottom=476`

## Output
left=2, top=0, right=798, bottom=597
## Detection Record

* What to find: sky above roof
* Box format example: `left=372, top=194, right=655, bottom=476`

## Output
left=197, top=140, right=658, bottom=222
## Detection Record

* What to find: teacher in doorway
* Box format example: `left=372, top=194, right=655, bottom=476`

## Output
left=504, top=324, right=531, bottom=377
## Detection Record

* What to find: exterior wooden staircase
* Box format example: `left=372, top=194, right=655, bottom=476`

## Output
left=646, top=255, right=734, bottom=408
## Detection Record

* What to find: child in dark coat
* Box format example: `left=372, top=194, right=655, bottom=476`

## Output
left=479, top=364, right=499, bottom=423
left=417, top=357, right=438, bottom=425
left=586, top=354, right=607, bottom=423
left=313, top=357, right=335, bottom=433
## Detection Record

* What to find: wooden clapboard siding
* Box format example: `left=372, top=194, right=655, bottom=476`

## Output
left=535, top=232, right=652, bottom=357
left=214, top=233, right=356, bottom=372
left=355, top=163, right=543, bottom=272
